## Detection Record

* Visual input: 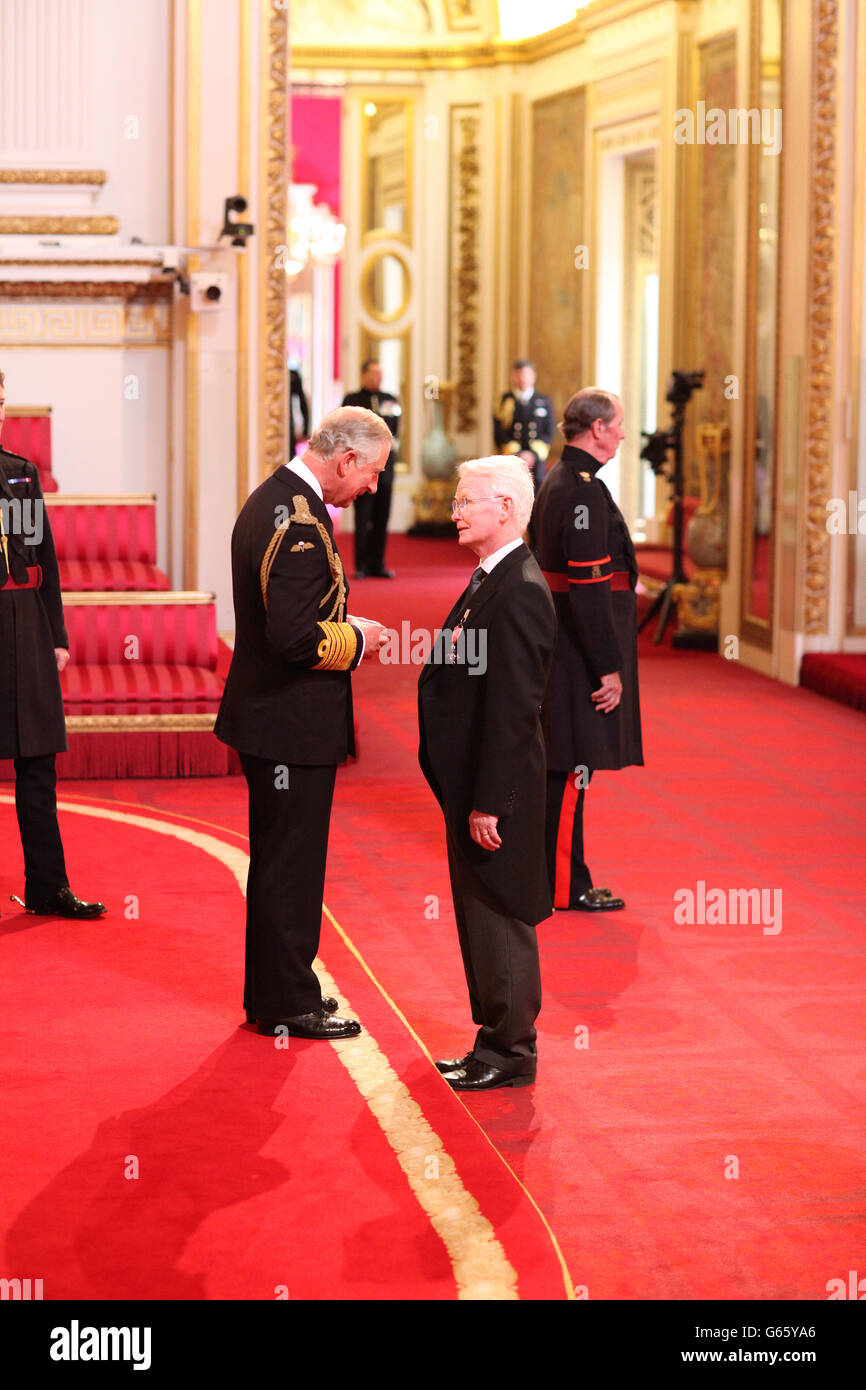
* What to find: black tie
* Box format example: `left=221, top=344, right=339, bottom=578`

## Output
left=468, top=567, right=486, bottom=597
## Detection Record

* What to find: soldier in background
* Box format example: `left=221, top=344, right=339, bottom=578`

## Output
left=342, top=361, right=400, bottom=578
left=493, top=359, right=556, bottom=493
left=0, top=368, right=106, bottom=919
left=531, top=387, right=643, bottom=913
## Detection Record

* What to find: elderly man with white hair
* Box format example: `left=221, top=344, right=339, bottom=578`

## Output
left=418, top=456, right=556, bottom=1090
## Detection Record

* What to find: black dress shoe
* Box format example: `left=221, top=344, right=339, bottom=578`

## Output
left=573, top=888, right=625, bottom=912
left=441, top=1056, right=535, bottom=1090
left=256, top=1007, right=361, bottom=1039
left=435, top=1051, right=473, bottom=1074
left=246, top=996, right=337, bottom=1025
left=26, top=887, right=107, bottom=919
left=353, top=568, right=368, bottom=579
left=369, top=568, right=395, bottom=579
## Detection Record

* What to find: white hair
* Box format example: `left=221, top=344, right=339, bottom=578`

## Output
left=458, top=456, right=535, bottom=531
left=308, top=405, right=392, bottom=466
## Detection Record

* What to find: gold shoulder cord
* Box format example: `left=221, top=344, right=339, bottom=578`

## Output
left=260, top=494, right=346, bottom=621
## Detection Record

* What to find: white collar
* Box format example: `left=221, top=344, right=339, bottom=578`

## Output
left=480, top=537, right=524, bottom=574
left=284, top=456, right=323, bottom=501
left=514, top=388, right=534, bottom=403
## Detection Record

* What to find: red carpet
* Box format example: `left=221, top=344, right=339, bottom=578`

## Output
left=2, top=535, right=865, bottom=1300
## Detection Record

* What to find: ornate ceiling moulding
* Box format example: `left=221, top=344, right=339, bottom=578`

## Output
left=0, top=279, right=174, bottom=301
left=802, top=0, right=838, bottom=636
left=0, top=215, right=120, bottom=235
left=290, top=18, right=587, bottom=71
left=0, top=169, right=107, bottom=185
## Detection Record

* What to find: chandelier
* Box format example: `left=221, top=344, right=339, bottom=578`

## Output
left=284, top=183, right=346, bottom=277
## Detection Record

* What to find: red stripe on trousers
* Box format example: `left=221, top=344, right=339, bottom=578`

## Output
left=554, top=775, right=579, bottom=910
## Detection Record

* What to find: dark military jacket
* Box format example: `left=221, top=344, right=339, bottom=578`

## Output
left=493, top=390, right=556, bottom=491
left=341, top=388, right=400, bottom=465
left=214, top=466, right=363, bottom=764
left=531, top=445, right=643, bottom=773
left=418, top=543, right=556, bottom=927
left=0, top=449, right=68, bottom=759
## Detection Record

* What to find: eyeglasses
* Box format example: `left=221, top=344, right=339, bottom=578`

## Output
left=451, top=495, right=506, bottom=515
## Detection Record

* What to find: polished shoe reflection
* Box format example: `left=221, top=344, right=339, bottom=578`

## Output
left=434, top=1051, right=473, bottom=1074
left=573, top=887, right=626, bottom=912
left=255, top=1007, right=361, bottom=1039
left=440, top=1056, right=536, bottom=1090
left=26, top=887, right=107, bottom=919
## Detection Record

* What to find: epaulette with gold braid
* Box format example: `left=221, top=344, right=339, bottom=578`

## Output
left=259, top=493, right=346, bottom=621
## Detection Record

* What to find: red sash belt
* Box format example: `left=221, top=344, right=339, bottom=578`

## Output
left=0, top=564, right=42, bottom=592
left=543, top=569, right=632, bottom=593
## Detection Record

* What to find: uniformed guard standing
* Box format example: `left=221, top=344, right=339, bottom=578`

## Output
left=215, top=406, right=391, bottom=1039
left=531, top=388, right=643, bottom=912
left=0, top=369, right=105, bottom=919
left=342, top=361, right=400, bottom=578
left=493, top=359, right=556, bottom=493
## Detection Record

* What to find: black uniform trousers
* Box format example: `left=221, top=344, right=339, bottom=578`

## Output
left=545, top=769, right=594, bottom=908
left=446, top=826, right=541, bottom=1068
left=14, top=754, right=69, bottom=908
left=353, top=456, right=394, bottom=574
left=240, top=753, right=337, bottom=1019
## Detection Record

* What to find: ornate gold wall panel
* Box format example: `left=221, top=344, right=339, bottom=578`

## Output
left=802, top=0, right=838, bottom=634
left=258, top=0, right=290, bottom=480
left=695, top=36, right=737, bottom=432
left=528, top=88, right=586, bottom=423
left=448, top=106, right=481, bottom=435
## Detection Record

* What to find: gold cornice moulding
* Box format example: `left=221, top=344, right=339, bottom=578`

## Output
left=291, top=16, right=587, bottom=71
left=0, top=216, right=120, bottom=235
left=0, top=169, right=107, bottom=185
left=0, top=279, right=173, bottom=301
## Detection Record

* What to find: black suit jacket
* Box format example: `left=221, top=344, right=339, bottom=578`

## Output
left=418, top=543, right=556, bottom=926
left=215, top=468, right=362, bottom=764
left=0, top=451, right=68, bottom=759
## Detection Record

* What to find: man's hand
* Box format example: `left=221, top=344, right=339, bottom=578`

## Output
left=592, top=671, right=622, bottom=713
left=350, top=616, right=388, bottom=659
left=518, top=450, right=536, bottom=468
left=55, top=648, right=70, bottom=674
left=469, top=809, right=501, bottom=851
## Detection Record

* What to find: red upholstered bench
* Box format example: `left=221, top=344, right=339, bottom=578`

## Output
left=3, top=408, right=58, bottom=492
left=61, top=593, right=222, bottom=715
left=47, top=495, right=171, bottom=591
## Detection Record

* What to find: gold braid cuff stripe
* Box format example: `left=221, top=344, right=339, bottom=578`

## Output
left=313, top=621, right=358, bottom=672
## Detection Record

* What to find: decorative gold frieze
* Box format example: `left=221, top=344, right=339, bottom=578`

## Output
left=449, top=108, right=480, bottom=435
left=0, top=304, right=125, bottom=346
left=0, top=169, right=107, bottom=184
left=803, top=0, right=838, bottom=635
left=0, top=279, right=173, bottom=301
left=259, top=0, right=289, bottom=477
left=0, top=215, right=120, bottom=235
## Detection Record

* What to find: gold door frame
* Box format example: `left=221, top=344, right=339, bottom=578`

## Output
left=740, top=0, right=785, bottom=647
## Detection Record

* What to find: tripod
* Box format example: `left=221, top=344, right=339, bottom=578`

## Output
left=639, top=372, right=703, bottom=645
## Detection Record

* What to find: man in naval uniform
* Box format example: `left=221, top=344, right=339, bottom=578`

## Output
left=215, top=406, right=391, bottom=1039
left=493, top=359, right=556, bottom=493
left=342, top=360, right=400, bottom=578
left=531, top=388, right=643, bottom=912
left=0, top=369, right=106, bottom=920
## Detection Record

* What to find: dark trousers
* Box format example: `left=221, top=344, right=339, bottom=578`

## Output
left=13, top=754, right=69, bottom=908
left=546, top=769, right=594, bottom=908
left=446, top=827, right=541, bottom=1068
left=353, top=457, right=394, bottom=574
left=240, top=753, right=336, bottom=1019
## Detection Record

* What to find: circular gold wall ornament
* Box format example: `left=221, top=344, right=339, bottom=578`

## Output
left=360, top=244, right=412, bottom=326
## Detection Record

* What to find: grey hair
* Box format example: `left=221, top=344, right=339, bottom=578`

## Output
left=308, top=405, right=392, bottom=465
left=458, top=456, right=535, bottom=531
left=0, top=369, right=5, bottom=387
left=560, top=388, right=619, bottom=440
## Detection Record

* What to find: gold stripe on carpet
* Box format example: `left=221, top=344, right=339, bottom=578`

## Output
left=0, top=796, right=519, bottom=1301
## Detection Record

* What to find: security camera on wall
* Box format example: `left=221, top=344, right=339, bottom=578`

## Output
left=190, top=271, right=229, bottom=312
